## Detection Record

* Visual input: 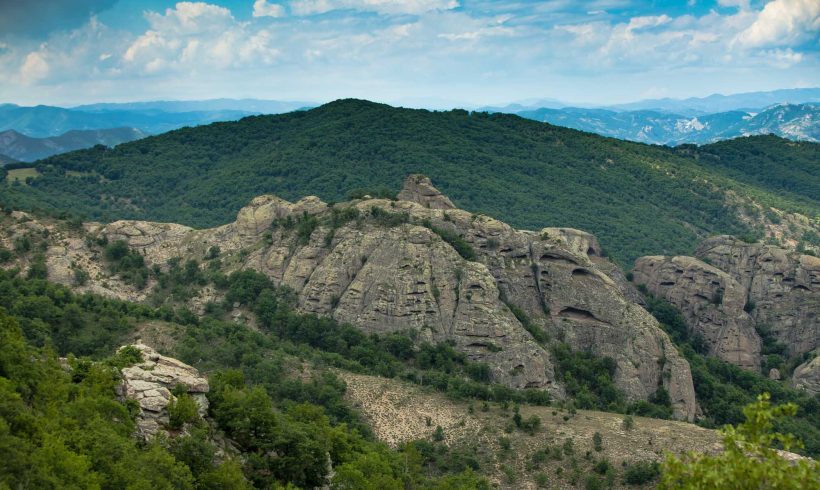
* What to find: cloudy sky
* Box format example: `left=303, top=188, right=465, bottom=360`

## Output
left=0, top=0, right=818, bottom=107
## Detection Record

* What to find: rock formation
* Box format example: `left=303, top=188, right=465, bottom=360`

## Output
left=695, top=236, right=819, bottom=357
left=118, top=344, right=209, bottom=438
left=631, top=255, right=761, bottom=370
left=792, top=351, right=820, bottom=395
left=396, top=174, right=455, bottom=210
left=26, top=175, right=697, bottom=420
left=632, top=236, right=819, bottom=373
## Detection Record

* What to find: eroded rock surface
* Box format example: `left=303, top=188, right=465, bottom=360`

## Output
left=26, top=175, right=696, bottom=420
left=792, top=351, right=820, bottom=395
left=118, top=344, right=209, bottom=438
left=396, top=174, right=455, bottom=210
left=632, top=255, right=761, bottom=370
left=695, top=236, right=819, bottom=357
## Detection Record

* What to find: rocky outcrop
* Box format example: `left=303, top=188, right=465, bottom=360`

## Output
left=695, top=236, right=819, bottom=357
left=396, top=174, right=455, bottom=210
left=118, top=344, right=209, bottom=438
left=792, top=351, right=820, bottom=395
left=632, top=236, right=819, bottom=372
left=632, top=256, right=761, bottom=370
left=29, top=175, right=696, bottom=420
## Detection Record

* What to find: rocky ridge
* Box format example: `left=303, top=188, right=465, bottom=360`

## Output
left=7, top=175, right=697, bottom=421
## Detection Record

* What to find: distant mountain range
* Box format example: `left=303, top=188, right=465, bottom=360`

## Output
left=0, top=90, right=817, bottom=157
left=607, top=88, right=820, bottom=116
left=0, top=128, right=148, bottom=162
left=485, top=88, right=820, bottom=115
left=0, top=98, right=311, bottom=138
left=515, top=103, right=819, bottom=145
left=72, top=99, right=312, bottom=114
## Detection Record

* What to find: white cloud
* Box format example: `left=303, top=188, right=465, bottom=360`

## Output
left=626, top=15, right=671, bottom=32
left=253, top=0, right=286, bottom=18
left=122, top=2, right=279, bottom=73
left=289, top=0, right=459, bottom=16
left=19, top=50, right=50, bottom=83
left=735, top=0, right=820, bottom=47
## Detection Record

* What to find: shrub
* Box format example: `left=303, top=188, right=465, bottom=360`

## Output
left=433, top=425, right=445, bottom=442
left=593, top=431, right=603, bottom=452
left=623, top=461, right=660, bottom=485
left=168, top=393, right=200, bottom=429
left=660, top=393, right=818, bottom=489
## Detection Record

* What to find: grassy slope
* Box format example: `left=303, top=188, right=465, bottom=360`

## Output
left=2, top=99, right=817, bottom=264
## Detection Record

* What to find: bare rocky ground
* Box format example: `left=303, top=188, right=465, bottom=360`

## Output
left=339, top=371, right=720, bottom=489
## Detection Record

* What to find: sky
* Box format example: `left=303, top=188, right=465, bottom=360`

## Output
left=0, top=0, right=818, bottom=107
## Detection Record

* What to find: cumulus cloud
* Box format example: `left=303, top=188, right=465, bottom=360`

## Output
left=289, top=0, right=459, bottom=16
left=254, top=0, right=286, bottom=18
left=122, top=2, right=279, bottom=73
left=735, top=0, right=820, bottom=47
left=19, top=51, right=50, bottom=84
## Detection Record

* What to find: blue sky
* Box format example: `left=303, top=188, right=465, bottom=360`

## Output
left=0, top=0, right=817, bottom=107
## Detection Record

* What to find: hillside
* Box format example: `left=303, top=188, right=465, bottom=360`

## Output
left=515, top=104, right=819, bottom=145
left=0, top=127, right=147, bottom=161
left=0, top=153, right=17, bottom=165
left=1, top=180, right=818, bottom=488
left=1, top=99, right=818, bottom=265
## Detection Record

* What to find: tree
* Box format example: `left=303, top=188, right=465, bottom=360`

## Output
left=660, top=393, right=818, bottom=489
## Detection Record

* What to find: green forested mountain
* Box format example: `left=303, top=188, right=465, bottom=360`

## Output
left=2, top=99, right=817, bottom=264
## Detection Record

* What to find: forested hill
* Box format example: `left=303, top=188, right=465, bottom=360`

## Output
left=2, top=99, right=818, bottom=264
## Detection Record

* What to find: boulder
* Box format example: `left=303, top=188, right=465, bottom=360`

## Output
left=118, top=344, right=209, bottom=438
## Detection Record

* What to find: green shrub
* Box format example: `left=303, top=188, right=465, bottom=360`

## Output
left=168, top=393, right=200, bottom=429
left=623, top=461, right=660, bottom=485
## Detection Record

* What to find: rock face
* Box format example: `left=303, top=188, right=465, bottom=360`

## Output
left=695, top=236, right=819, bottom=357
left=633, top=236, right=819, bottom=372
left=36, top=175, right=696, bottom=421
left=118, top=344, right=209, bottom=438
left=792, top=351, right=820, bottom=395
left=631, top=256, right=761, bottom=370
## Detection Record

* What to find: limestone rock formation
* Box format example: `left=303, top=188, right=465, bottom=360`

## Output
left=792, top=351, right=820, bottom=395
left=396, top=174, right=455, bottom=209
left=695, top=236, right=819, bottom=357
left=82, top=177, right=695, bottom=420
left=118, top=344, right=209, bottom=438
left=631, top=255, right=761, bottom=370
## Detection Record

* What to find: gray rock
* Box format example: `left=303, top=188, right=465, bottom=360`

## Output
left=632, top=255, right=761, bottom=370
left=119, top=344, right=209, bottom=438
left=792, top=351, right=820, bottom=394
left=695, top=236, right=819, bottom=357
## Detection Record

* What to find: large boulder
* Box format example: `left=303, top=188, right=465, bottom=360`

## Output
left=118, top=344, right=209, bottom=438
left=632, top=255, right=761, bottom=370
